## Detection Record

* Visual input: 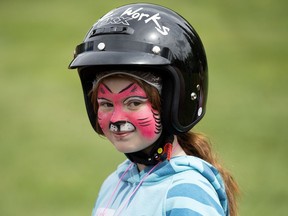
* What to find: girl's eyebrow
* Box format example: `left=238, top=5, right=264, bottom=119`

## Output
left=97, top=98, right=111, bottom=101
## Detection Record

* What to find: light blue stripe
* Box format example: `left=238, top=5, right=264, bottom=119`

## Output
left=167, top=183, right=224, bottom=215
left=166, top=208, right=203, bottom=216
left=170, top=172, right=220, bottom=202
left=166, top=196, right=224, bottom=216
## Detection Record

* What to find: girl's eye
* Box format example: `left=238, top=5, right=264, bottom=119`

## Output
left=128, top=101, right=142, bottom=108
left=98, top=100, right=113, bottom=108
left=102, top=103, right=113, bottom=108
left=126, top=98, right=147, bottom=109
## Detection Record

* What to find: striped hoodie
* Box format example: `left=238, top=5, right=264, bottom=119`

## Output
left=92, top=156, right=228, bottom=216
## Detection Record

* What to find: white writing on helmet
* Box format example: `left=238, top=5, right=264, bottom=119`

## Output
left=96, top=10, right=133, bottom=26
left=96, top=7, right=170, bottom=36
left=121, top=7, right=170, bottom=36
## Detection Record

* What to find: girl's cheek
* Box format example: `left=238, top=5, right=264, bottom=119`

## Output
left=131, top=107, right=161, bottom=140
left=98, top=111, right=111, bottom=133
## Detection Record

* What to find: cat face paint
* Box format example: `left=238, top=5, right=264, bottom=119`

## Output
left=97, top=77, right=162, bottom=153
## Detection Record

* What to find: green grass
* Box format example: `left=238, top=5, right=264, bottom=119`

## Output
left=1, top=0, right=287, bottom=215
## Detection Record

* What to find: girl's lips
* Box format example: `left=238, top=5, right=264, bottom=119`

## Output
left=112, top=130, right=135, bottom=139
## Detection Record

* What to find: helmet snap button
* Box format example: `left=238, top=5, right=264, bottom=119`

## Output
left=97, top=42, right=106, bottom=51
left=152, top=46, right=161, bottom=54
left=191, top=92, right=197, bottom=100
left=198, top=107, right=203, bottom=116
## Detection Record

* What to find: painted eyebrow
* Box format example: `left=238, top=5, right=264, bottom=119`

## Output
left=100, top=83, right=112, bottom=93
left=118, top=83, right=135, bottom=93
left=100, top=83, right=135, bottom=94
left=123, top=96, right=148, bottom=104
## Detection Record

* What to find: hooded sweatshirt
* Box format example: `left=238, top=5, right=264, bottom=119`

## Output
left=92, top=156, right=228, bottom=216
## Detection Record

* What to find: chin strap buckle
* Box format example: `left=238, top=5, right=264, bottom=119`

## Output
left=154, top=135, right=174, bottom=162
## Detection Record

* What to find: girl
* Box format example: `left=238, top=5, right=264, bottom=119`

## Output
left=69, top=3, right=238, bottom=216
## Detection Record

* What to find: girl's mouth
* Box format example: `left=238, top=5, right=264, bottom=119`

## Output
left=112, top=131, right=135, bottom=140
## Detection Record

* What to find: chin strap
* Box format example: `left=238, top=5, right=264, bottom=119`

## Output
left=125, top=134, right=174, bottom=166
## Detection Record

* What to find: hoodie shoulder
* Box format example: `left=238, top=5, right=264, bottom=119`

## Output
left=165, top=156, right=228, bottom=216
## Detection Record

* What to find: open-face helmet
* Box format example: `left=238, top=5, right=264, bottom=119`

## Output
left=69, top=3, right=208, bottom=164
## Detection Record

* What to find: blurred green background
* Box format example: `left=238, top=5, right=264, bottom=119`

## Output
left=1, top=0, right=287, bottom=215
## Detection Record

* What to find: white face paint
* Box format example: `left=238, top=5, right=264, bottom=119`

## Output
left=109, top=121, right=135, bottom=132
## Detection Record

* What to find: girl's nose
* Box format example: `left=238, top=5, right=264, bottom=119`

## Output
left=110, top=106, right=126, bottom=123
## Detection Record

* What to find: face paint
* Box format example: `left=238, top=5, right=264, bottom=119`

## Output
left=97, top=78, right=162, bottom=153
left=109, top=121, right=135, bottom=133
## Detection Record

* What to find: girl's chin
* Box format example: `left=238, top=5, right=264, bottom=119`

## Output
left=112, top=141, right=152, bottom=154
left=106, top=132, right=160, bottom=153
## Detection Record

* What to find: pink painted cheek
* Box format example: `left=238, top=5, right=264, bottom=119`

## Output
left=129, top=105, right=161, bottom=140
left=97, top=110, right=111, bottom=134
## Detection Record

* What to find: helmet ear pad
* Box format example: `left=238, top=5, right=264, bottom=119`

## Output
left=159, top=65, right=207, bottom=134
left=78, top=67, right=98, bottom=132
left=159, top=66, right=184, bottom=135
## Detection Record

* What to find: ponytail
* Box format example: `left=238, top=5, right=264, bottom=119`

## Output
left=177, top=131, right=239, bottom=216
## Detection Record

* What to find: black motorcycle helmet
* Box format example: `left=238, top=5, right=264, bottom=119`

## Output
left=69, top=3, right=208, bottom=165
